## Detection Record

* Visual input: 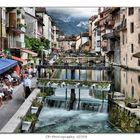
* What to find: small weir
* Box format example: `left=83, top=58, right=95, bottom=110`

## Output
left=33, top=64, right=120, bottom=133
left=44, top=96, right=108, bottom=112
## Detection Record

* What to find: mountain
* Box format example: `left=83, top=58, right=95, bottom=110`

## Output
left=47, top=10, right=89, bottom=36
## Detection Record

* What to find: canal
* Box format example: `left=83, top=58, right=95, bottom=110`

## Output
left=34, top=66, right=140, bottom=133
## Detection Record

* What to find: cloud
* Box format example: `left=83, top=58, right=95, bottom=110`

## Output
left=46, top=8, right=98, bottom=17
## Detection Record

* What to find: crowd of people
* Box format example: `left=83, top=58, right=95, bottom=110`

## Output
left=0, top=65, right=37, bottom=106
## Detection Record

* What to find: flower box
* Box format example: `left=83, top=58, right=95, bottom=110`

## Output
left=36, top=97, right=43, bottom=103
left=127, top=103, right=138, bottom=108
left=31, top=106, right=39, bottom=114
left=21, top=121, right=31, bottom=131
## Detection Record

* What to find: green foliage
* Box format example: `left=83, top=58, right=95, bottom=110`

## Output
left=22, top=113, right=38, bottom=122
left=109, top=104, right=140, bottom=132
left=37, top=92, right=46, bottom=97
left=124, top=97, right=137, bottom=107
left=95, top=83, right=110, bottom=89
left=31, top=99, right=42, bottom=107
left=25, top=36, right=50, bottom=58
left=17, top=23, right=27, bottom=29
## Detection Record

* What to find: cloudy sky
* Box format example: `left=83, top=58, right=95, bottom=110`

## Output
left=47, top=8, right=98, bottom=17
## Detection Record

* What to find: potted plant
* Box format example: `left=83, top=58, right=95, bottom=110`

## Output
left=36, top=92, right=46, bottom=102
left=21, top=113, right=38, bottom=131
left=31, top=99, right=42, bottom=114
left=124, top=97, right=138, bottom=108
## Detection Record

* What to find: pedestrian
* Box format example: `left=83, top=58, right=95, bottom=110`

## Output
left=0, top=92, right=4, bottom=106
left=7, top=82, right=13, bottom=99
left=23, top=75, right=32, bottom=99
left=11, top=71, right=21, bottom=84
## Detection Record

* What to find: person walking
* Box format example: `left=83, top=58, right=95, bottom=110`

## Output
left=23, top=75, right=32, bottom=99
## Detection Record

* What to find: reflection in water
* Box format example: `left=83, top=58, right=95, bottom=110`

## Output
left=119, top=68, right=140, bottom=104
left=55, top=67, right=140, bottom=104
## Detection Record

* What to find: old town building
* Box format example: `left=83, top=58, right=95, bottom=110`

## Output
left=120, top=8, right=140, bottom=71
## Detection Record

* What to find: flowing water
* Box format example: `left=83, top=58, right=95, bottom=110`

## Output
left=34, top=67, right=121, bottom=133
left=34, top=106, right=119, bottom=133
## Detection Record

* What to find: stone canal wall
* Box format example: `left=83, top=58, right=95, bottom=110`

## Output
left=108, top=101, right=140, bottom=133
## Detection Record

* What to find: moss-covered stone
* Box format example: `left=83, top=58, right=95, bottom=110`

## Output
left=109, top=103, right=140, bottom=133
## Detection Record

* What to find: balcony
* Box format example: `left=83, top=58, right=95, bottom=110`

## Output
left=101, top=40, right=107, bottom=52
left=101, top=39, right=115, bottom=53
left=108, top=20, right=115, bottom=26
left=100, top=26, right=106, bottom=32
left=102, top=47, right=107, bottom=52
left=6, top=27, right=25, bottom=35
left=106, top=39, right=115, bottom=54
left=120, top=19, right=127, bottom=31
left=114, top=20, right=127, bottom=32
left=17, top=23, right=26, bottom=32
left=102, top=29, right=119, bottom=39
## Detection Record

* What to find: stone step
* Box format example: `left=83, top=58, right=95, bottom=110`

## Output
left=113, top=97, right=125, bottom=101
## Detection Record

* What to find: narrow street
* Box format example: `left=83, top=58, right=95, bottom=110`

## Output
left=0, top=78, right=37, bottom=130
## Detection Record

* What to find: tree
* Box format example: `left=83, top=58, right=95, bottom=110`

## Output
left=25, top=36, right=50, bottom=58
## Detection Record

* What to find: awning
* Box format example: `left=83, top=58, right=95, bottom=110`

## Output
left=11, top=56, right=27, bottom=63
left=6, top=27, right=24, bottom=34
left=0, top=58, right=17, bottom=74
left=20, top=49, right=38, bottom=57
left=133, top=52, right=140, bottom=58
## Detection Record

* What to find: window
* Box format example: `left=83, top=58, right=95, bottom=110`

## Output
left=126, top=72, right=128, bottom=84
left=122, top=33, right=124, bottom=45
left=131, top=44, right=134, bottom=53
left=138, top=34, right=140, bottom=44
left=138, top=59, right=140, bottom=66
left=94, top=31, right=96, bottom=36
left=97, top=29, right=101, bottom=36
left=131, top=86, right=134, bottom=98
left=138, top=75, right=140, bottom=84
left=128, top=7, right=134, bottom=15
left=97, top=40, right=101, bottom=47
left=130, top=22, right=134, bottom=33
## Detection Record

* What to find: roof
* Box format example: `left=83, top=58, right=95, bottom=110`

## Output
left=81, top=32, right=89, bottom=37
left=133, top=52, right=140, bottom=58
left=0, top=58, right=17, bottom=74
left=25, top=12, right=38, bottom=19
left=95, top=7, right=120, bottom=25
left=20, top=49, right=38, bottom=57
left=11, top=56, right=27, bottom=63
left=35, top=7, right=47, bottom=14
left=109, top=7, right=120, bottom=14
left=89, top=15, right=98, bottom=21
left=81, top=41, right=89, bottom=47
left=94, top=14, right=109, bottom=25
left=59, top=36, right=77, bottom=41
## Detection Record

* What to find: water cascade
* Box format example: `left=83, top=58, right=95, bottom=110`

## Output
left=34, top=65, right=119, bottom=133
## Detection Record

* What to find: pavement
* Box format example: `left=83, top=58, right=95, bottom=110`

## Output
left=0, top=77, right=37, bottom=130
